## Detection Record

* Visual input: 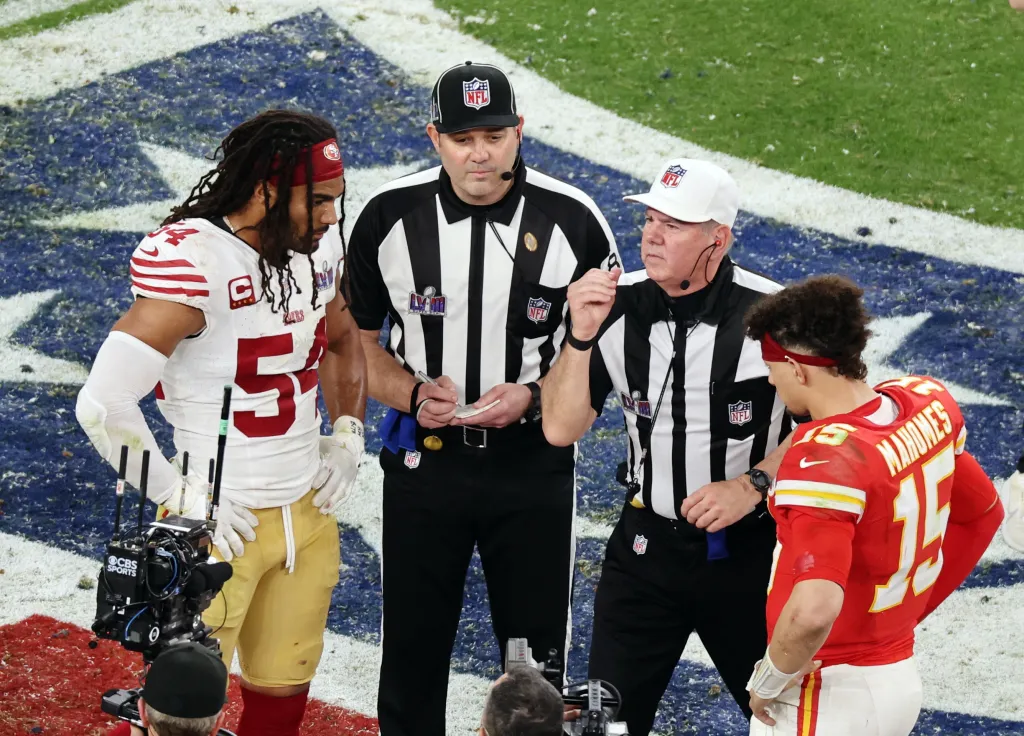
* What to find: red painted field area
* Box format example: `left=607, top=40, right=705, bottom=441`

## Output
left=0, top=616, right=379, bottom=736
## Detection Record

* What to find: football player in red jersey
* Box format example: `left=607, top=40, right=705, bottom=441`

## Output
left=78, top=110, right=367, bottom=736
left=740, top=275, right=1003, bottom=736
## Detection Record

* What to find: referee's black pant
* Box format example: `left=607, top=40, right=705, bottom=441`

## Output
left=588, top=502, right=776, bottom=736
left=377, top=424, right=576, bottom=736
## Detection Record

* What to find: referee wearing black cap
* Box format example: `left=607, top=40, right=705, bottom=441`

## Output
left=346, top=61, right=621, bottom=736
left=117, top=642, right=230, bottom=736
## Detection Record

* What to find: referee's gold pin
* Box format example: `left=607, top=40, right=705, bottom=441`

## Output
left=424, top=435, right=443, bottom=451
left=524, top=232, right=538, bottom=252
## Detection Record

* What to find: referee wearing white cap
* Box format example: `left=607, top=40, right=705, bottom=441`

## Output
left=543, top=159, right=794, bottom=733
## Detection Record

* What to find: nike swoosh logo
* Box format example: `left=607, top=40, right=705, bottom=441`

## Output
left=799, top=458, right=830, bottom=469
left=140, top=245, right=159, bottom=257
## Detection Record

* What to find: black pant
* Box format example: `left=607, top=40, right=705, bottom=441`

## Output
left=588, top=503, right=775, bottom=736
left=377, top=424, right=575, bottom=736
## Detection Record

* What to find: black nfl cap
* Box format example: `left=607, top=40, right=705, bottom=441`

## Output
left=142, top=642, right=228, bottom=719
left=430, top=61, right=519, bottom=134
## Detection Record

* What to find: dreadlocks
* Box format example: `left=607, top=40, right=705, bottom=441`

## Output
left=164, top=109, right=349, bottom=314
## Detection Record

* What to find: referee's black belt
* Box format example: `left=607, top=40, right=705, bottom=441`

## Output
left=416, top=421, right=542, bottom=451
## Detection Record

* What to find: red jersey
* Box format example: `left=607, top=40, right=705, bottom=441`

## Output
left=766, top=376, right=994, bottom=667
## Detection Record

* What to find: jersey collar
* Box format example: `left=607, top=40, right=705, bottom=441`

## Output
left=437, top=163, right=526, bottom=226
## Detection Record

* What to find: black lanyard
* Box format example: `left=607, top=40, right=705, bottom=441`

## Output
left=625, top=308, right=707, bottom=501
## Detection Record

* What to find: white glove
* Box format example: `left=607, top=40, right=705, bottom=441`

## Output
left=212, top=497, right=259, bottom=562
left=311, top=416, right=364, bottom=515
left=155, top=461, right=208, bottom=520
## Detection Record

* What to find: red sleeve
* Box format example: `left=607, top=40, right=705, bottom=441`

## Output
left=918, top=455, right=1004, bottom=622
left=948, top=451, right=1001, bottom=523
left=779, top=507, right=856, bottom=588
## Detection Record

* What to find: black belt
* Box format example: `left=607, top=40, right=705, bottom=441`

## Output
left=416, top=421, right=543, bottom=451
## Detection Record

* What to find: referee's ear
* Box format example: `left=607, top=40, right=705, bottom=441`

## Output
left=426, top=123, right=441, bottom=153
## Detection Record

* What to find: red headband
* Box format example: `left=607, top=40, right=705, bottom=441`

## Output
left=269, top=138, right=344, bottom=187
left=760, top=333, right=838, bottom=367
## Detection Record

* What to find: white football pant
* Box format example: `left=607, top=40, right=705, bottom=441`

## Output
left=748, top=657, right=922, bottom=736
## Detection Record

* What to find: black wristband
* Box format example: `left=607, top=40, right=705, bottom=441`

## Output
left=409, top=382, right=423, bottom=415
left=565, top=331, right=598, bottom=351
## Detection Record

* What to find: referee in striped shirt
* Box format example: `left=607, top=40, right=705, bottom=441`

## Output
left=543, top=159, right=793, bottom=734
left=345, top=61, right=621, bottom=736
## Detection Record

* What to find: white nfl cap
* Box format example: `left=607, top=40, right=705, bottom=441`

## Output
left=623, top=158, right=740, bottom=227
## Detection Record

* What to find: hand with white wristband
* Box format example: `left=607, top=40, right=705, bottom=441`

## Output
left=311, top=415, right=365, bottom=514
left=746, top=648, right=821, bottom=726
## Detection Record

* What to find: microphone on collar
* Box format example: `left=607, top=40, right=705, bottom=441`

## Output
left=680, top=240, right=721, bottom=291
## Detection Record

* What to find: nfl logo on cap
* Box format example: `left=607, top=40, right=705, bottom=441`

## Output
left=463, top=78, right=491, bottom=109
left=660, top=164, right=687, bottom=188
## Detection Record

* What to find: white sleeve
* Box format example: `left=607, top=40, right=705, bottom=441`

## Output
left=75, top=330, right=180, bottom=503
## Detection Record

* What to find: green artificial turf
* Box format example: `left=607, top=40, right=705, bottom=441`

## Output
left=438, top=0, right=1024, bottom=230
left=0, top=0, right=136, bottom=42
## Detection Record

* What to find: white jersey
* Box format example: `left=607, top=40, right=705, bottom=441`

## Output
left=129, top=217, right=343, bottom=509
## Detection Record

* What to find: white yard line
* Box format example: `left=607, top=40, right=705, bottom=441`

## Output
left=0, top=0, right=83, bottom=29
left=0, top=0, right=1021, bottom=273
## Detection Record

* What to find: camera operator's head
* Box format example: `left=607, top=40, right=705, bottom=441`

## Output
left=480, top=667, right=564, bottom=736
left=139, top=642, right=228, bottom=736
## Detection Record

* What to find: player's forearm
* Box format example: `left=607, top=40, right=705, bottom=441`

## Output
left=321, top=329, right=368, bottom=423
left=541, top=345, right=596, bottom=446
left=919, top=501, right=1004, bottom=622
left=767, top=579, right=843, bottom=673
left=75, top=332, right=179, bottom=500
left=754, top=434, right=792, bottom=478
left=359, top=330, right=418, bottom=412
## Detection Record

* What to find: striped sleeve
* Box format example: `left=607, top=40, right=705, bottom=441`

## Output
left=129, top=229, right=211, bottom=311
left=772, top=479, right=867, bottom=520
left=954, top=425, right=967, bottom=455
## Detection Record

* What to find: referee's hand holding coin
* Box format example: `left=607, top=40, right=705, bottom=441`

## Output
left=567, top=267, right=621, bottom=342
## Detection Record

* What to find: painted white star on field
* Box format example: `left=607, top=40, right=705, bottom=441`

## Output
left=33, top=142, right=427, bottom=242
left=863, top=312, right=1008, bottom=406
left=0, top=290, right=89, bottom=384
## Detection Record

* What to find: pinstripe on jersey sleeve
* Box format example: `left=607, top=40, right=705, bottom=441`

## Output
left=772, top=479, right=867, bottom=520
left=129, top=225, right=211, bottom=312
left=954, top=425, right=967, bottom=455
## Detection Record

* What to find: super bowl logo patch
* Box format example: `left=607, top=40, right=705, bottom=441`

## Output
left=527, top=296, right=551, bottom=324
left=315, top=259, right=335, bottom=291
left=632, top=534, right=648, bottom=555
left=621, top=390, right=653, bottom=419
left=409, top=286, right=447, bottom=316
left=463, top=77, right=491, bottom=109
left=729, top=400, right=753, bottom=426
left=660, top=164, right=687, bottom=188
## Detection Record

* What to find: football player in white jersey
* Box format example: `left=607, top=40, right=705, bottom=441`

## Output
left=76, top=110, right=367, bottom=736
left=1004, top=453, right=1024, bottom=551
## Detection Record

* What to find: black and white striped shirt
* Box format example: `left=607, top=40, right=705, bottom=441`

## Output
left=589, top=257, right=792, bottom=522
left=347, top=164, right=621, bottom=405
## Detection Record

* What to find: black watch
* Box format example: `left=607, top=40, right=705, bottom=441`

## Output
left=524, top=381, right=542, bottom=423
left=745, top=468, right=772, bottom=499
